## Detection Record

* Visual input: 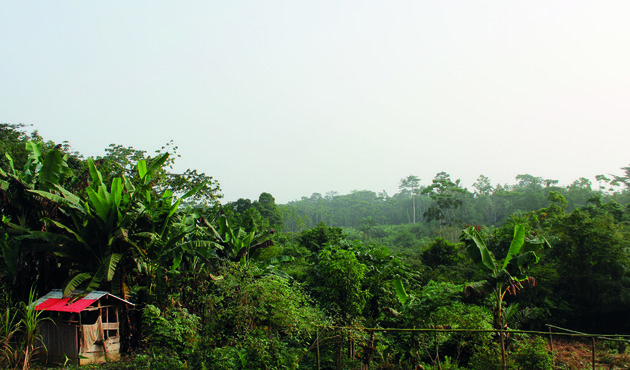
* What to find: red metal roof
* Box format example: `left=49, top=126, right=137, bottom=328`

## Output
left=33, top=290, right=134, bottom=313
left=35, top=297, right=98, bottom=313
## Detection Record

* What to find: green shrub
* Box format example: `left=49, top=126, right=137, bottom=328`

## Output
left=469, top=341, right=516, bottom=370
left=141, top=304, right=200, bottom=354
left=178, top=263, right=327, bottom=369
left=469, top=335, right=552, bottom=370
left=512, top=336, right=553, bottom=370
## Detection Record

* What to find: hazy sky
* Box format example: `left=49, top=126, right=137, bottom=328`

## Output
left=2, top=1, right=629, bottom=203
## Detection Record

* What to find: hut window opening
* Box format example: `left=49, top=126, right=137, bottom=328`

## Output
left=60, top=312, right=79, bottom=325
left=100, top=306, right=119, bottom=339
left=80, top=309, right=99, bottom=325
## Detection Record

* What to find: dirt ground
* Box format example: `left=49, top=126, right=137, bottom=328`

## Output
left=550, top=337, right=630, bottom=370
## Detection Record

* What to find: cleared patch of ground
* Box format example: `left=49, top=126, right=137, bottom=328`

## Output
left=550, top=337, right=630, bottom=370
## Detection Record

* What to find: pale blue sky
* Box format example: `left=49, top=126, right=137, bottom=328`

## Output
left=2, top=1, right=629, bottom=203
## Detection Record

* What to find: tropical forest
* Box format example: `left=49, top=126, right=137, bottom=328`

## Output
left=2, top=123, right=630, bottom=370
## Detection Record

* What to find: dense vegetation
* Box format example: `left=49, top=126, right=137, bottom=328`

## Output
left=1, top=123, right=630, bottom=369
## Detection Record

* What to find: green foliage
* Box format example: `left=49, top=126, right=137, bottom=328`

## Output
left=183, top=263, right=326, bottom=369
left=422, top=172, right=467, bottom=226
left=254, top=192, right=284, bottom=229
left=399, top=175, right=421, bottom=224
left=33, top=155, right=170, bottom=297
left=461, top=224, right=549, bottom=328
left=0, top=307, right=19, bottom=368
left=511, top=335, right=553, bottom=370
left=96, top=142, right=222, bottom=206
left=419, top=237, right=477, bottom=283
left=109, top=349, right=189, bottom=370
left=142, top=304, right=200, bottom=353
left=469, top=335, right=552, bottom=370
left=0, top=287, right=48, bottom=370
left=204, top=213, right=275, bottom=263
left=547, top=205, right=630, bottom=332
left=421, top=237, right=465, bottom=268
left=17, top=287, right=48, bottom=369
left=296, top=222, right=344, bottom=253
left=388, top=280, right=493, bottom=367
left=314, top=244, right=370, bottom=321
left=5, top=126, right=630, bottom=369
left=469, top=341, right=516, bottom=370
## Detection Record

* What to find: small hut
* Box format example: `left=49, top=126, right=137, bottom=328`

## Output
left=34, top=289, right=134, bottom=365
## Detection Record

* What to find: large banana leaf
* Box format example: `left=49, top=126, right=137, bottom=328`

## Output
left=464, top=270, right=515, bottom=296
left=43, top=218, right=89, bottom=248
left=522, top=235, right=552, bottom=254
left=462, top=227, right=497, bottom=273
left=138, top=153, right=169, bottom=185
left=137, top=160, right=148, bottom=180
left=29, top=189, right=85, bottom=214
left=86, top=187, right=111, bottom=224
left=393, top=278, right=412, bottom=306
left=3, top=153, right=15, bottom=176
left=87, top=158, right=104, bottom=188
left=38, top=149, right=69, bottom=191
left=104, top=253, right=122, bottom=281
left=63, top=272, right=92, bottom=298
left=506, top=251, right=540, bottom=278
left=503, top=224, right=525, bottom=269
left=65, top=253, right=123, bottom=296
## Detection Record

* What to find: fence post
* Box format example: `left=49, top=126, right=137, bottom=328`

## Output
left=591, top=337, right=595, bottom=370
left=316, top=327, right=320, bottom=370
left=548, top=327, right=554, bottom=369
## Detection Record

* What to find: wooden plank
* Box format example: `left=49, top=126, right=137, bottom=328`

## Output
left=39, top=321, right=79, bottom=363
left=102, top=323, right=118, bottom=330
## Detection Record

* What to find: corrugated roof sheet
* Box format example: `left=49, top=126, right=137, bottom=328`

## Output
left=34, top=290, right=134, bottom=313
left=35, top=297, right=98, bottom=313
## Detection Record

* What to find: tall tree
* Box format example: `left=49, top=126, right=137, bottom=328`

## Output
left=254, top=192, right=283, bottom=229
left=399, top=175, right=421, bottom=224
left=422, top=172, right=467, bottom=227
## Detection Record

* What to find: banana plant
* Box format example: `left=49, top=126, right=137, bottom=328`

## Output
left=133, top=188, right=218, bottom=302
left=460, top=224, right=550, bottom=370
left=0, top=142, right=70, bottom=296
left=203, top=214, right=275, bottom=264
left=0, top=142, right=70, bottom=228
left=461, top=224, right=550, bottom=326
left=31, top=154, right=170, bottom=298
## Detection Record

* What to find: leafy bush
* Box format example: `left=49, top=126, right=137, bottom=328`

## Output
left=469, top=341, right=516, bottom=370
left=125, top=349, right=188, bottom=370
left=469, top=335, right=552, bottom=370
left=193, top=263, right=326, bottom=369
left=512, top=336, right=553, bottom=370
left=141, top=304, right=200, bottom=354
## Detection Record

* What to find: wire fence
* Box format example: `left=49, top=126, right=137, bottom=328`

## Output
left=306, top=324, right=630, bottom=370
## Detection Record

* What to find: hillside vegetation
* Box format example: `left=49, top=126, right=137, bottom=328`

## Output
left=1, top=123, right=630, bottom=369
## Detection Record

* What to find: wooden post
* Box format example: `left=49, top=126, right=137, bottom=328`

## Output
left=591, top=337, right=596, bottom=370
left=500, top=330, right=506, bottom=370
left=548, top=327, right=554, bottom=369
left=316, top=327, right=320, bottom=370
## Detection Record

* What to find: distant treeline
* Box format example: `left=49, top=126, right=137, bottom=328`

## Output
left=278, top=172, right=630, bottom=232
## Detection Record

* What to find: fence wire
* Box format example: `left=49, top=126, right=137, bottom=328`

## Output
left=303, top=325, right=630, bottom=370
